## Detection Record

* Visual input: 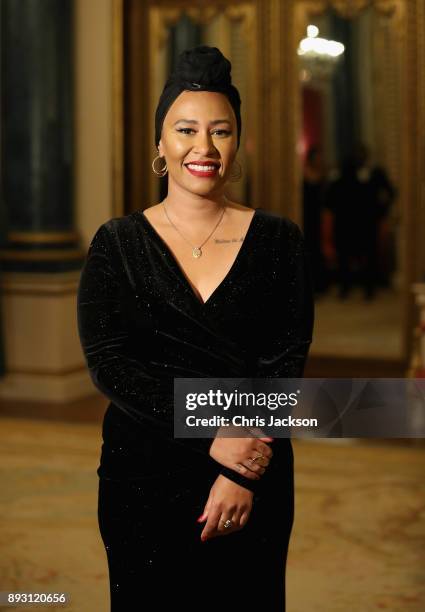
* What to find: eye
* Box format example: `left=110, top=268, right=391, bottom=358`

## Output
left=212, top=130, right=231, bottom=136
left=176, top=128, right=231, bottom=136
left=177, top=128, right=195, bottom=135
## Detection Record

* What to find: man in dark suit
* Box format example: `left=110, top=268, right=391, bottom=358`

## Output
left=325, top=143, right=395, bottom=300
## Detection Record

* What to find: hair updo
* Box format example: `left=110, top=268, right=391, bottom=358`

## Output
left=154, top=45, right=242, bottom=150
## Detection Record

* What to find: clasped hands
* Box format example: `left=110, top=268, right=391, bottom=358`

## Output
left=197, top=425, right=274, bottom=542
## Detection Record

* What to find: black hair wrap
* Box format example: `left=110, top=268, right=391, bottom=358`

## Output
left=154, top=45, right=242, bottom=150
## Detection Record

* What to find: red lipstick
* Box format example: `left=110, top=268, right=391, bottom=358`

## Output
left=184, top=160, right=220, bottom=178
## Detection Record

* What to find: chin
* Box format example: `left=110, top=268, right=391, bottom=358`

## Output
left=190, top=189, right=217, bottom=198
left=184, top=181, right=222, bottom=197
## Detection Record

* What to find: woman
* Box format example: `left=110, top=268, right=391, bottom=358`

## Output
left=77, top=46, right=314, bottom=611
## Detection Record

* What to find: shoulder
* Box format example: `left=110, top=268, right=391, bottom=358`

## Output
left=104, top=211, right=138, bottom=233
left=256, top=208, right=304, bottom=243
left=90, top=212, right=138, bottom=243
left=86, top=213, right=140, bottom=262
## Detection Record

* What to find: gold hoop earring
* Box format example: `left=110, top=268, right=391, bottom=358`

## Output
left=152, top=155, right=168, bottom=177
left=229, top=159, right=242, bottom=182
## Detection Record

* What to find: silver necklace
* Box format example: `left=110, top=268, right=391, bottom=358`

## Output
left=162, top=202, right=226, bottom=259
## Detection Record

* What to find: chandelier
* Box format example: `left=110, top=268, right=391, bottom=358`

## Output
left=298, top=25, right=345, bottom=82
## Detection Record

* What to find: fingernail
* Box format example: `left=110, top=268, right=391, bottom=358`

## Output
left=196, top=514, right=205, bottom=522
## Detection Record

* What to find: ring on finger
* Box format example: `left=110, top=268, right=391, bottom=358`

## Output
left=221, top=518, right=233, bottom=529
left=248, top=452, right=265, bottom=465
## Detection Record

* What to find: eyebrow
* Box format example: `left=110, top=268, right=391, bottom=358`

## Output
left=173, top=119, right=232, bottom=126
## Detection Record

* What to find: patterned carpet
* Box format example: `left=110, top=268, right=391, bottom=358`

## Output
left=287, top=439, right=425, bottom=611
left=0, top=417, right=424, bottom=611
left=310, top=287, right=403, bottom=359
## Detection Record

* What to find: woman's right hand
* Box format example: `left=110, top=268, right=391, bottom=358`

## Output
left=208, top=426, right=274, bottom=481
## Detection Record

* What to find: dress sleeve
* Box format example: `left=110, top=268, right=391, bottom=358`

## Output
left=77, top=222, right=213, bottom=458
left=255, top=221, right=314, bottom=378
left=219, top=221, right=315, bottom=493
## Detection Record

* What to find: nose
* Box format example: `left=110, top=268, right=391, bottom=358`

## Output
left=192, top=130, right=218, bottom=155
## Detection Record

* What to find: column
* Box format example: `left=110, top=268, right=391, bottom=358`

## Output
left=0, top=0, right=83, bottom=272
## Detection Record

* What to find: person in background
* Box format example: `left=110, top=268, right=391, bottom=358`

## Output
left=325, top=143, right=395, bottom=300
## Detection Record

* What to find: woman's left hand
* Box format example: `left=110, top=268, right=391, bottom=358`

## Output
left=197, top=474, right=253, bottom=542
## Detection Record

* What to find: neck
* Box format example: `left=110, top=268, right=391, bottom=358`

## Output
left=162, top=181, right=228, bottom=224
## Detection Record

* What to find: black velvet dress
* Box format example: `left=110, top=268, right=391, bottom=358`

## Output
left=77, top=207, right=314, bottom=611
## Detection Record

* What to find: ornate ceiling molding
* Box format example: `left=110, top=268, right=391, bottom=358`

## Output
left=153, top=4, right=253, bottom=49
left=299, top=0, right=403, bottom=19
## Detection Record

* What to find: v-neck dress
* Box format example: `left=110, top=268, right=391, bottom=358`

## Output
left=77, top=206, right=314, bottom=611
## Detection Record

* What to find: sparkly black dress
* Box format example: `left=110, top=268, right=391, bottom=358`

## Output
left=77, top=207, right=314, bottom=611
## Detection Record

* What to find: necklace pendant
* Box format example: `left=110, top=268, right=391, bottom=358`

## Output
left=192, top=247, right=202, bottom=258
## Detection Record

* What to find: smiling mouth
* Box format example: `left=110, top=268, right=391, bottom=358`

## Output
left=184, top=163, right=220, bottom=171
left=184, top=163, right=221, bottom=177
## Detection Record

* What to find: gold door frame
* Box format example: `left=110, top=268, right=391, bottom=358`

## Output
left=112, top=0, right=425, bottom=364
